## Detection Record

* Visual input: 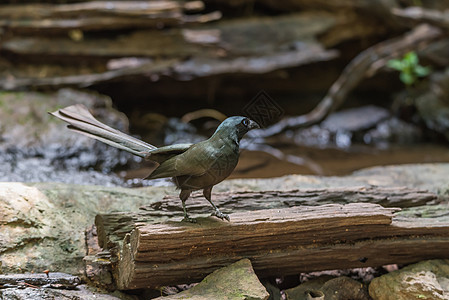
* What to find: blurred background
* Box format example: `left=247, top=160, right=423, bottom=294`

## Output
left=1, top=0, right=448, bottom=186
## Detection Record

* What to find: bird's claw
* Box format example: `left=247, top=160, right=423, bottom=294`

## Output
left=182, top=216, right=197, bottom=223
left=211, top=210, right=230, bottom=222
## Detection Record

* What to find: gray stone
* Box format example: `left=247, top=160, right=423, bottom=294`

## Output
left=155, top=259, right=269, bottom=300
left=0, top=182, right=170, bottom=275
left=320, top=276, right=370, bottom=300
left=285, top=276, right=370, bottom=300
left=285, top=276, right=332, bottom=300
left=369, top=259, right=449, bottom=300
left=0, top=272, right=81, bottom=287
left=0, top=285, right=137, bottom=300
left=363, top=117, right=422, bottom=145
left=0, top=89, right=133, bottom=185
left=322, top=106, right=390, bottom=133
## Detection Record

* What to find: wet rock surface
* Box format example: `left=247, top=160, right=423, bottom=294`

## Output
left=0, top=285, right=137, bottom=300
left=0, top=89, right=136, bottom=186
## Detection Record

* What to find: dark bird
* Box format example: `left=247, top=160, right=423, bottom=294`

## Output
left=50, top=104, right=259, bottom=222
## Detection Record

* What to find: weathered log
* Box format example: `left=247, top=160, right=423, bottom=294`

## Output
left=0, top=50, right=337, bottom=90
left=95, top=186, right=438, bottom=250
left=0, top=13, right=338, bottom=90
left=110, top=202, right=449, bottom=289
left=1, top=13, right=335, bottom=60
left=0, top=1, right=216, bottom=33
left=0, top=13, right=222, bottom=34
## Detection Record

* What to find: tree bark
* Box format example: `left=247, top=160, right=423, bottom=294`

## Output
left=112, top=202, right=449, bottom=289
left=95, top=186, right=438, bottom=250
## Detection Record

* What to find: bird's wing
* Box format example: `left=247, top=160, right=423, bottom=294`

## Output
left=145, top=143, right=193, bottom=164
left=146, top=144, right=212, bottom=179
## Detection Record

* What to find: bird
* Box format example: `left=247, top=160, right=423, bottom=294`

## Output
left=50, top=104, right=259, bottom=222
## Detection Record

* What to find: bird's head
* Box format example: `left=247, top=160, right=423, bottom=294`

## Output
left=213, top=116, right=260, bottom=141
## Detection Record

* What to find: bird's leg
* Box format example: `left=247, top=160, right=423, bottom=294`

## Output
left=179, top=189, right=195, bottom=223
left=203, top=186, right=230, bottom=221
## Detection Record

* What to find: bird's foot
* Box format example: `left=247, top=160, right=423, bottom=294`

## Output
left=211, top=209, right=230, bottom=222
left=181, top=216, right=197, bottom=223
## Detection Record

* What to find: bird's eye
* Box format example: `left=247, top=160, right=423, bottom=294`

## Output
left=241, top=118, right=249, bottom=127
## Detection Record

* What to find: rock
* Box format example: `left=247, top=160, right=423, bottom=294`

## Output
left=322, top=106, right=390, bottom=133
left=290, top=105, right=392, bottom=148
left=155, top=259, right=269, bottom=300
left=261, top=279, right=282, bottom=300
left=391, top=67, right=449, bottom=143
left=369, top=259, right=449, bottom=300
left=285, top=276, right=370, bottom=300
left=285, top=276, right=332, bottom=300
left=162, top=118, right=207, bottom=145
left=320, top=277, right=370, bottom=300
left=0, top=272, right=81, bottom=287
left=362, top=117, right=422, bottom=146
left=0, top=284, right=137, bottom=300
left=0, top=182, right=169, bottom=275
left=0, top=89, right=135, bottom=185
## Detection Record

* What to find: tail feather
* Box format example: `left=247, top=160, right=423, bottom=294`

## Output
left=50, top=104, right=156, bottom=157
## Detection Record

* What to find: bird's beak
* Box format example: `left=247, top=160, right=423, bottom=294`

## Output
left=248, top=119, right=260, bottom=130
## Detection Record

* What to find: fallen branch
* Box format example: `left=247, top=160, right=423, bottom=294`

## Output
left=253, top=24, right=442, bottom=137
left=392, top=7, right=449, bottom=30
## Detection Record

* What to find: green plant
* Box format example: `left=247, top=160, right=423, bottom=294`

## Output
left=387, top=51, right=431, bottom=87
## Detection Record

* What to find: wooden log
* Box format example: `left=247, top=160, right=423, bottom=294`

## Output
left=0, top=13, right=222, bottom=34
left=0, top=1, right=216, bottom=36
left=95, top=186, right=438, bottom=250
left=113, top=202, right=449, bottom=289
left=0, top=1, right=208, bottom=25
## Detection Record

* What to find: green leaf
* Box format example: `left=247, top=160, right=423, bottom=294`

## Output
left=415, top=65, right=431, bottom=77
left=400, top=72, right=416, bottom=86
left=404, top=51, right=418, bottom=66
left=387, top=59, right=403, bottom=71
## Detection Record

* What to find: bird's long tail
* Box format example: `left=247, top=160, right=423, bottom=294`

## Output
left=50, top=104, right=156, bottom=157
